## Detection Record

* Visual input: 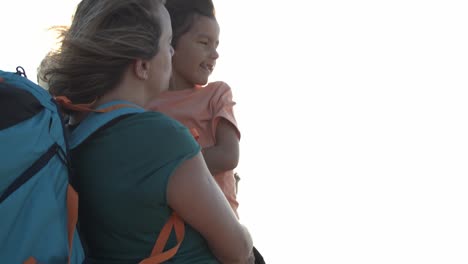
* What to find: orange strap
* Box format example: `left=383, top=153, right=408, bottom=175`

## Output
left=139, top=212, right=185, bottom=264
left=23, top=257, right=37, bottom=264
left=54, top=96, right=138, bottom=113
left=23, top=185, right=78, bottom=264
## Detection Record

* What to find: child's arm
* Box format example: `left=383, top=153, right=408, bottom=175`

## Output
left=202, top=118, right=239, bottom=175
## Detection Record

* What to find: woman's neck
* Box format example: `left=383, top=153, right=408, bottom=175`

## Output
left=97, top=73, right=147, bottom=107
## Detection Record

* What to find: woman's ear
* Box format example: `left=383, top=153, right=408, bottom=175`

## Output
left=133, top=59, right=150, bottom=80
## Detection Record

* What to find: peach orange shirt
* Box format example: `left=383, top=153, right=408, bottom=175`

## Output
left=146, top=81, right=240, bottom=216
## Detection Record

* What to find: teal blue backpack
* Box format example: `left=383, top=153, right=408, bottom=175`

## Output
left=0, top=67, right=84, bottom=264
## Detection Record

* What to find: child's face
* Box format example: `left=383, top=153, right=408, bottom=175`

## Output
left=172, top=15, right=220, bottom=87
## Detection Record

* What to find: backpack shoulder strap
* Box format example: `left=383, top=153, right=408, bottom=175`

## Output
left=69, top=100, right=145, bottom=149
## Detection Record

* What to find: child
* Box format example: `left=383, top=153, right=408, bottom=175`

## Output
left=147, top=0, right=242, bottom=217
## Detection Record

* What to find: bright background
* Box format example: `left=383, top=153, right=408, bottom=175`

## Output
left=2, top=0, right=468, bottom=263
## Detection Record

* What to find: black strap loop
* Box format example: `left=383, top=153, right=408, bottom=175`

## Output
left=15, top=66, right=27, bottom=78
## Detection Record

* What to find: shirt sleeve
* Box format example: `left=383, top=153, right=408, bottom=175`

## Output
left=209, top=82, right=241, bottom=141
left=125, top=112, right=201, bottom=205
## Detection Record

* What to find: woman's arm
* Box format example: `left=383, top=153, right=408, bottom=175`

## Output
left=202, top=118, right=239, bottom=175
left=167, top=152, right=252, bottom=263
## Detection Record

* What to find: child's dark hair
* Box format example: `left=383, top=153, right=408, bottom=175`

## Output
left=166, top=0, right=216, bottom=47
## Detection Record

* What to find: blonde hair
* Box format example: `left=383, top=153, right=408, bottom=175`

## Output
left=45, top=0, right=166, bottom=105
left=37, top=52, right=54, bottom=89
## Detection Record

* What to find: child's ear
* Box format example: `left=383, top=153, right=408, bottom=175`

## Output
left=133, top=59, right=150, bottom=80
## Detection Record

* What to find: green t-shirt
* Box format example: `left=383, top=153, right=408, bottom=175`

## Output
left=72, top=112, right=219, bottom=264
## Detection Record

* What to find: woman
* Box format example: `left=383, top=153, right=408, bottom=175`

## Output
left=45, top=0, right=253, bottom=263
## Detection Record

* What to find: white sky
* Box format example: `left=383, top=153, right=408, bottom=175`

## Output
left=2, top=0, right=468, bottom=263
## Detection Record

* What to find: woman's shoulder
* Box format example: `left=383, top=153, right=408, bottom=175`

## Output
left=110, top=111, right=199, bottom=154
left=120, top=111, right=186, bottom=130
left=110, top=111, right=192, bottom=142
